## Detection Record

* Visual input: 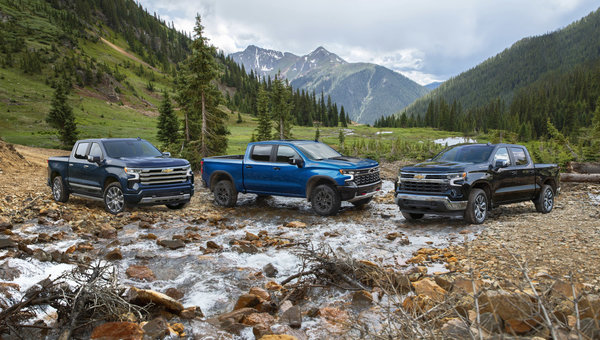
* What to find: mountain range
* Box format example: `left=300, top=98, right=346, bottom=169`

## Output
left=230, top=45, right=429, bottom=124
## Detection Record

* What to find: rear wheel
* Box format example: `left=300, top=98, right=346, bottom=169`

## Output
left=311, top=184, right=341, bottom=216
left=464, top=188, right=487, bottom=224
left=534, top=184, right=554, bottom=214
left=213, top=180, right=238, bottom=207
left=51, top=176, right=69, bottom=203
left=401, top=211, right=424, bottom=220
left=351, top=197, right=372, bottom=207
left=104, top=182, right=125, bottom=215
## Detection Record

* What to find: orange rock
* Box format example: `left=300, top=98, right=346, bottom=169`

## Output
left=265, top=281, right=283, bottom=291
left=407, top=254, right=427, bottom=264
left=249, top=287, right=270, bottom=301
left=126, top=265, right=155, bottom=282
left=90, top=322, right=143, bottom=340
left=319, top=307, right=349, bottom=325
left=234, top=294, right=261, bottom=310
left=285, top=221, right=306, bottom=228
left=504, top=319, right=535, bottom=334
left=65, top=245, right=76, bottom=254
left=452, top=279, right=483, bottom=294
left=259, top=335, right=298, bottom=340
left=170, top=322, right=184, bottom=335
left=412, top=278, right=447, bottom=302
left=401, top=295, right=435, bottom=315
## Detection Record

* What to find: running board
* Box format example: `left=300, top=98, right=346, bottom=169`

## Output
left=71, top=193, right=103, bottom=201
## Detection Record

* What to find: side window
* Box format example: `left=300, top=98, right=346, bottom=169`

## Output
left=251, top=145, right=272, bottom=162
left=89, top=143, right=103, bottom=159
left=511, top=147, right=529, bottom=166
left=74, top=142, right=89, bottom=159
left=276, top=145, right=299, bottom=163
left=493, top=147, right=509, bottom=164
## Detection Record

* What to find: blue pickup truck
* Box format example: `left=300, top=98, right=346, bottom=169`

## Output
left=47, top=138, right=194, bottom=214
left=201, top=140, right=382, bottom=216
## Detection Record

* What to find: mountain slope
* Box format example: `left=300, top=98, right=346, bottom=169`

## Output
left=231, top=45, right=429, bottom=124
left=402, top=7, right=600, bottom=118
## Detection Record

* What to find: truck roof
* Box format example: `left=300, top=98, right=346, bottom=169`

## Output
left=448, top=142, right=529, bottom=148
left=75, top=138, right=147, bottom=143
left=251, top=140, right=321, bottom=145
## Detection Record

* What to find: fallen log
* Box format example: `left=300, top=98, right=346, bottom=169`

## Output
left=560, top=173, right=600, bottom=183
left=567, top=162, right=600, bottom=174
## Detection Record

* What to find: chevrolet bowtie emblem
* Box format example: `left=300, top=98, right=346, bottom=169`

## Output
left=162, top=168, right=174, bottom=173
left=414, top=174, right=425, bottom=180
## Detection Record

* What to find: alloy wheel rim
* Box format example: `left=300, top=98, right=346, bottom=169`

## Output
left=474, top=193, right=487, bottom=222
left=315, top=190, right=333, bottom=211
left=106, top=187, right=124, bottom=213
left=52, top=179, right=61, bottom=200
left=216, top=186, right=228, bottom=203
left=543, top=188, right=553, bottom=211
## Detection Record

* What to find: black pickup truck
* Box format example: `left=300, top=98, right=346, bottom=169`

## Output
left=394, top=143, right=560, bottom=224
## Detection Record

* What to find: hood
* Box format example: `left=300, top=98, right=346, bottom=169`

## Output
left=401, top=161, right=470, bottom=173
left=120, top=157, right=189, bottom=168
left=315, top=156, right=379, bottom=170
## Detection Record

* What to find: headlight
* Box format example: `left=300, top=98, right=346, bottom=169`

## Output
left=397, top=175, right=402, bottom=184
left=339, top=169, right=355, bottom=181
left=124, top=167, right=142, bottom=181
left=185, top=166, right=193, bottom=177
left=448, top=172, right=466, bottom=186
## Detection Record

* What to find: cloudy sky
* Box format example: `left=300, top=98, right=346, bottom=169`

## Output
left=138, top=0, right=599, bottom=85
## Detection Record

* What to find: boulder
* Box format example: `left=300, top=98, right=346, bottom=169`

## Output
left=142, top=317, right=171, bottom=339
left=477, top=312, right=503, bottom=333
left=249, top=287, right=270, bottom=301
left=125, top=265, right=155, bottom=282
left=280, top=305, right=302, bottom=328
left=242, top=312, right=275, bottom=339
left=284, top=221, right=306, bottom=228
left=157, top=239, right=185, bottom=250
left=245, top=232, right=259, bottom=241
left=263, top=263, right=278, bottom=278
left=441, top=318, right=472, bottom=339
left=128, top=287, right=183, bottom=313
left=0, top=261, right=20, bottom=280
left=90, top=322, right=143, bottom=340
left=351, top=290, right=373, bottom=309
left=206, top=241, right=222, bottom=251
left=551, top=280, right=584, bottom=298
left=0, top=238, right=16, bottom=249
left=164, top=287, right=184, bottom=300
left=234, top=294, right=261, bottom=310
left=97, top=225, right=117, bottom=239
left=217, top=307, right=257, bottom=323
left=452, top=278, right=483, bottom=294
left=412, top=278, right=447, bottom=302
left=234, top=242, right=259, bottom=254
left=265, top=281, right=283, bottom=291
left=105, top=248, right=123, bottom=261
left=504, top=318, right=536, bottom=334
left=180, top=306, right=204, bottom=319
left=480, top=290, right=535, bottom=320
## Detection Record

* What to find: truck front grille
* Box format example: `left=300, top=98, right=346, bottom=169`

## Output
left=355, top=167, right=381, bottom=186
left=140, top=167, right=188, bottom=185
left=400, top=181, right=448, bottom=193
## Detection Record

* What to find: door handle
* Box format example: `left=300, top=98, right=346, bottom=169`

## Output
left=245, top=165, right=253, bottom=169
left=511, top=171, right=517, bottom=175
left=84, top=165, right=89, bottom=168
left=69, top=164, right=73, bottom=167
left=273, top=167, right=280, bottom=170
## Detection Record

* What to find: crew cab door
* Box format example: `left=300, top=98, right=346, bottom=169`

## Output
left=490, top=147, right=513, bottom=203
left=68, top=142, right=91, bottom=194
left=82, top=142, right=106, bottom=197
left=269, top=145, right=305, bottom=196
left=508, top=146, right=536, bottom=201
left=243, top=144, right=278, bottom=194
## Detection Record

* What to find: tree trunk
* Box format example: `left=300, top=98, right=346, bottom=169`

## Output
left=184, top=112, right=189, bottom=142
left=201, top=91, right=207, bottom=157
left=280, top=116, right=284, bottom=140
left=567, top=162, right=600, bottom=174
left=560, top=173, right=600, bottom=183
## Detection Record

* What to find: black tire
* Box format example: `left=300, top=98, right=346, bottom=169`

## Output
left=311, top=184, right=341, bottom=216
left=534, top=184, right=554, bottom=214
left=213, top=180, right=238, bottom=207
left=166, top=201, right=188, bottom=210
left=401, top=211, right=424, bottom=220
left=351, top=197, right=372, bottom=207
left=104, top=182, right=125, bottom=215
left=51, top=176, right=69, bottom=203
left=464, top=188, right=488, bottom=224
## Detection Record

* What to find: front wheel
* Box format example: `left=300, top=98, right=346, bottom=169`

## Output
left=464, top=188, right=488, bottom=224
left=51, top=176, right=69, bottom=203
left=213, top=180, right=238, bottom=207
left=401, top=211, right=424, bottom=220
left=351, top=197, right=372, bottom=207
left=104, top=182, right=125, bottom=215
left=311, top=184, right=341, bottom=216
left=534, top=184, right=554, bottom=214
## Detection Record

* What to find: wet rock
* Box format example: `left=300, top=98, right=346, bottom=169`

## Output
left=259, top=335, right=298, bottom=340
left=180, top=306, right=204, bottom=319
left=402, top=295, right=435, bottom=315
left=234, top=242, right=258, bottom=254
left=452, top=278, right=483, bottom=294
left=281, top=305, right=302, bottom=328
left=386, top=232, right=401, bottom=241
left=138, top=221, right=152, bottom=229
left=105, top=248, right=123, bottom=261
left=126, top=265, right=156, bottom=282
left=285, top=221, right=306, bottom=228
left=206, top=240, right=223, bottom=251
left=0, top=238, right=16, bottom=249
left=97, top=225, right=117, bottom=239
left=157, top=239, right=185, bottom=250
left=32, top=249, right=52, bottom=262
left=480, top=290, right=535, bottom=320
left=412, top=278, right=447, bottom=302
left=249, top=287, right=270, bottom=301
left=263, top=263, right=278, bottom=278
left=128, top=287, right=184, bottom=314
left=217, top=307, right=257, bottom=324
left=319, top=307, right=349, bottom=333
left=265, top=281, right=283, bottom=291
left=504, top=318, right=536, bottom=334
left=164, top=287, right=184, bottom=300
left=0, top=220, right=12, bottom=231
left=352, top=290, right=373, bottom=309
left=170, top=322, right=185, bottom=336
left=134, top=250, right=155, bottom=260
left=140, top=233, right=157, bottom=240
left=245, top=231, right=259, bottom=241
left=441, top=318, right=472, bottom=339
left=0, top=262, right=20, bottom=280
left=242, top=312, right=275, bottom=339
left=279, top=300, right=293, bottom=314
left=90, top=321, right=143, bottom=340
left=434, top=275, right=453, bottom=292
left=234, top=293, right=261, bottom=310
left=17, top=242, right=33, bottom=255
left=142, top=317, right=171, bottom=338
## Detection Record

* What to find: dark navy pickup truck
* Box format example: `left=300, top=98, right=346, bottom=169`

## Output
left=48, top=138, right=194, bottom=214
left=201, top=140, right=382, bottom=216
left=395, top=143, right=560, bottom=224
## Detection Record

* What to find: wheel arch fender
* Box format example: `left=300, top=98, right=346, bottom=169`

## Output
left=209, top=171, right=235, bottom=192
left=305, top=175, right=338, bottom=200
left=470, top=180, right=492, bottom=206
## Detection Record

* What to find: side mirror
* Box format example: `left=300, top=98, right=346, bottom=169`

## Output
left=87, top=155, right=101, bottom=164
left=288, top=158, right=303, bottom=168
left=162, top=152, right=171, bottom=158
left=494, top=159, right=509, bottom=169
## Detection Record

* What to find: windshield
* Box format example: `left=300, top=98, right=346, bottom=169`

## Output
left=432, top=145, right=494, bottom=164
left=296, top=143, right=341, bottom=160
left=103, top=140, right=163, bottom=158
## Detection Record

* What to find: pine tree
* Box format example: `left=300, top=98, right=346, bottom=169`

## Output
left=271, top=73, right=293, bottom=139
left=176, top=15, right=228, bottom=165
left=255, top=84, right=271, bottom=141
left=156, top=90, right=179, bottom=147
left=314, top=126, right=320, bottom=141
left=340, top=106, right=348, bottom=128
left=46, top=81, right=77, bottom=148
left=338, top=129, right=345, bottom=151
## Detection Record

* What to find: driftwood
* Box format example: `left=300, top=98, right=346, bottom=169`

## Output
left=567, top=162, right=600, bottom=174
left=560, top=173, right=600, bottom=183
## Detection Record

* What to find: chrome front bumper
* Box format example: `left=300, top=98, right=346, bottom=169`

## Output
left=394, top=193, right=467, bottom=211
left=140, top=193, right=191, bottom=204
